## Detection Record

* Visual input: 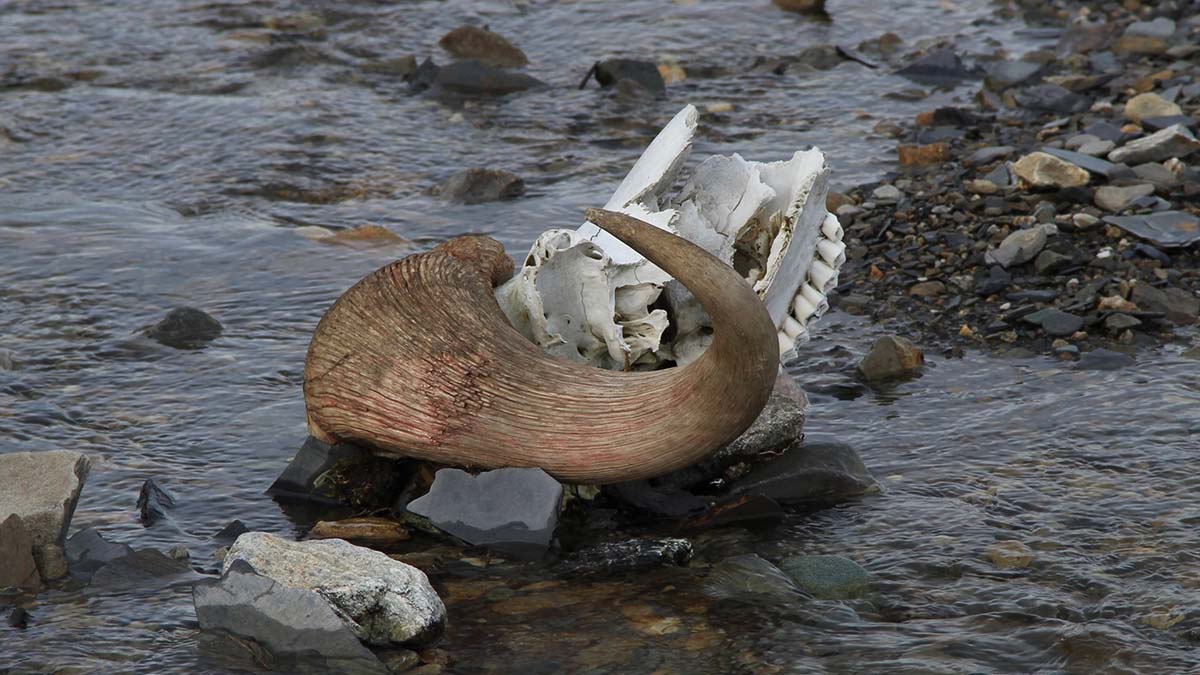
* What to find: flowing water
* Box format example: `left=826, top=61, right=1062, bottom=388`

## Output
left=1, top=0, right=1198, bottom=672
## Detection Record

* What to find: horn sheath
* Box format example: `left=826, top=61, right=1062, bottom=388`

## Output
left=303, top=208, right=778, bottom=484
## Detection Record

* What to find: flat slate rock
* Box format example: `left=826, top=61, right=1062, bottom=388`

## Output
left=895, top=49, right=974, bottom=84
left=65, top=527, right=135, bottom=582
left=1039, top=146, right=1117, bottom=177
left=267, top=436, right=368, bottom=504
left=408, top=468, right=562, bottom=550
left=1076, top=349, right=1136, bottom=371
left=194, top=560, right=387, bottom=675
left=88, top=549, right=203, bottom=592
left=1103, top=212, right=1200, bottom=248
left=732, top=442, right=879, bottom=506
left=0, top=450, right=90, bottom=581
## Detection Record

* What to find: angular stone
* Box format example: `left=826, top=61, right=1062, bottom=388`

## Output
left=895, top=49, right=973, bottom=84
left=1077, top=140, right=1116, bottom=157
left=194, top=560, right=388, bottom=674
left=732, top=442, right=879, bottom=506
left=143, top=307, right=223, bottom=350
left=1095, top=184, right=1156, bottom=212
left=897, top=143, right=950, bottom=166
left=1125, top=18, right=1176, bottom=39
left=268, top=436, right=368, bottom=504
left=1104, top=313, right=1142, bottom=331
left=1131, top=163, right=1178, bottom=191
left=1130, top=283, right=1199, bottom=325
left=1015, top=84, right=1090, bottom=114
left=65, top=528, right=134, bottom=583
left=872, top=184, right=902, bottom=202
left=137, top=478, right=176, bottom=526
left=88, top=548, right=203, bottom=591
left=718, top=382, right=807, bottom=461
left=1023, top=308, right=1084, bottom=336
left=1108, top=125, right=1200, bottom=165
left=591, top=59, right=665, bottom=94
left=1034, top=250, right=1072, bottom=275
left=407, top=467, right=562, bottom=551
left=909, top=281, right=946, bottom=297
left=779, top=555, right=872, bottom=599
left=704, top=554, right=805, bottom=602
left=984, top=60, right=1042, bottom=91
left=1013, top=152, right=1090, bottom=189
left=1085, top=121, right=1126, bottom=143
left=1125, top=92, right=1183, bottom=124
left=858, top=335, right=923, bottom=381
left=431, top=167, right=525, bottom=204
left=985, top=224, right=1055, bottom=268
left=432, top=60, right=543, bottom=95
left=438, top=26, right=527, bottom=68
left=1103, top=212, right=1200, bottom=248
left=1141, top=116, right=1198, bottom=133
left=1039, top=147, right=1117, bottom=177
left=0, top=514, right=41, bottom=591
left=225, top=532, right=445, bottom=647
left=0, top=450, right=90, bottom=580
left=964, top=146, right=1015, bottom=166
left=558, top=538, right=692, bottom=577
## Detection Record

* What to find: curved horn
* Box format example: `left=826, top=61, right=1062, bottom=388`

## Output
left=303, top=208, right=778, bottom=484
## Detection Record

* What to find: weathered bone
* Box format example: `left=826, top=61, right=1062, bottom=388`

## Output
left=495, top=105, right=843, bottom=370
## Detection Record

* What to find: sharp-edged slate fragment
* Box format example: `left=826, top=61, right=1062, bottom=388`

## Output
left=704, top=554, right=807, bottom=602
left=558, top=538, right=692, bottom=577
left=895, top=49, right=973, bottom=84
left=194, top=560, right=388, bottom=675
left=1108, top=124, right=1200, bottom=165
left=224, top=532, right=445, bottom=647
left=88, top=549, right=203, bottom=591
left=0, top=450, right=90, bottom=581
left=65, top=527, right=134, bottom=583
left=407, top=468, right=563, bottom=551
left=1039, top=147, right=1117, bottom=177
left=136, top=478, right=176, bottom=526
left=1103, top=212, right=1200, bottom=248
left=267, top=436, right=368, bottom=504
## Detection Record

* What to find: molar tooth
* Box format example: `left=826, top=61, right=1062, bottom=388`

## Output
left=777, top=331, right=795, bottom=354
left=821, top=213, right=843, bottom=241
left=809, top=260, right=838, bottom=292
left=792, top=294, right=817, bottom=322
left=817, top=239, right=846, bottom=267
left=782, top=315, right=804, bottom=339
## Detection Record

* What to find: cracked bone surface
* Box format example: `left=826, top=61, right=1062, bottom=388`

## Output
left=495, top=105, right=844, bottom=370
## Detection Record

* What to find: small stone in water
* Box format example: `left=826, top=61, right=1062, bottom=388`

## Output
left=143, top=307, right=223, bottom=350
left=136, top=478, right=176, bottom=526
left=430, top=167, right=525, bottom=204
left=859, top=335, right=923, bottom=380
left=438, top=26, right=528, bottom=68
left=7, top=607, right=29, bottom=629
left=780, top=555, right=872, bottom=599
left=988, top=540, right=1034, bottom=569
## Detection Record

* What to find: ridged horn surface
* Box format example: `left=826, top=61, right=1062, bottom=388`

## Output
left=303, top=208, right=778, bottom=484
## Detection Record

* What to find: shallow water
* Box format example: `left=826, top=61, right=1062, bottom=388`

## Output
left=2, top=0, right=1198, bottom=673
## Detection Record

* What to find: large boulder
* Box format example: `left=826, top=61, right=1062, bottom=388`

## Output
left=194, top=560, right=388, bottom=675
left=407, top=467, right=562, bottom=551
left=223, top=533, right=445, bottom=647
left=0, top=450, right=90, bottom=580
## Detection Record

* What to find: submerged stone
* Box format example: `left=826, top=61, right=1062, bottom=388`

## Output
left=558, top=538, right=692, bottom=577
left=407, top=468, right=563, bottom=551
left=1076, top=349, right=1136, bottom=371
left=589, top=59, right=666, bottom=94
left=0, top=450, right=90, bottom=581
left=858, top=335, right=924, bottom=380
left=433, top=60, right=543, bottom=95
left=143, top=307, right=223, bottom=349
left=895, top=49, right=973, bottom=84
left=704, top=554, right=806, bottom=602
left=779, top=555, right=872, bottom=599
left=438, top=26, right=528, bottom=68
left=732, top=442, right=879, bottom=506
left=1102, top=212, right=1200, bottom=248
left=88, top=548, right=202, bottom=591
left=431, top=167, right=525, bottom=204
left=65, top=527, right=135, bottom=583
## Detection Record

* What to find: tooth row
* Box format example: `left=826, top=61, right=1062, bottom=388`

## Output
left=778, top=211, right=844, bottom=356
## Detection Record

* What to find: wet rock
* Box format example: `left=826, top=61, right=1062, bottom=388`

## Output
left=1095, top=184, right=1156, bottom=212
left=872, top=184, right=902, bottom=203
left=988, top=540, right=1034, bottom=569
left=309, top=517, right=410, bottom=550
left=858, top=335, right=923, bottom=380
left=0, top=514, right=41, bottom=591
left=432, top=60, right=543, bottom=95
left=143, top=307, right=223, bottom=350
left=268, top=436, right=370, bottom=505
left=1039, top=147, right=1117, bottom=177
left=779, top=555, right=872, bottom=599
left=1034, top=250, right=1071, bottom=275
left=588, top=59, right=665, bottom=95
left=732, top=442, right=879, bottom=506
left=686, top=494, right=785, bottom=529
left=430, top=167, right=525, bottom=204
left=213, top=519, right=250, bottom=543
left=895, top=49, right=972, bottom=85
left=772, top=0, right=827, bottom=14
left=1104, top=314, right=1142, bottom=332
left=1108, top=125, right=1200, bottom=165
left=704, top=554, right=805, bottom=602
left=984, top=60, right=1042, bottom=91
left=603, top=480, right=708, bottom=518
left=65, top=527, right=134, bottom=583
left=1012, top=152, right=1090, bottom=189
left=438, top=26, right=527, bottom=68
left=1130, top=283, right=1198, bottom=325
left=965, top=146, right=1014, bottom=166
left=407, top=468, right=562, bottom=551
left=558, top=538, right=692, bottom=577
left=137, top=478, right=176, bottom=526
left=0, top=450, right=90, bottom=580
left=795, top=45, right=843, bottom=71
left=168, top=546, right=190, bottom=561
left=194, top=560, right=388, bottom=674
left=88, top=548, right=203, bottom=591
left=7, top=607, right=29, bottom=629
left=1014, top=84, right=1089, bottom=114
left=1124, top=93, right=1183, bottom=124
left=225, top=532, right=445, bottom=647
left=985, top=224, right=1055, bottom=268
left=1023, top=308, right=1084, bottom=337
left=718, top=382, right=807, bottom=461
left=1103, top=212, right=1200, bottom=248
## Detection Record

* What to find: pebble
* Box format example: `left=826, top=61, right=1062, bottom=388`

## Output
left=858, top=335, right=923, bottom=380
left=872, top=184, right=902, bottom=203
left=985, top=224, right=1055, bottom=268
left=1124, top=92, right=1183, bottom=123
left=779, top=555, right=872, bottom=600
left=1012, top=152, right=1090, bottom=189
left=988, top=540, right=1035, bottom=569
left=438, top=26, right=528, bottom=68
left=143, top=307, right=222, bottom=350
left=1108, top=124, right=1200, bottom=165
left=1094, top=184, right=1156, bottom=212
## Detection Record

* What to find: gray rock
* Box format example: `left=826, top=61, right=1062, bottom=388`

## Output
left=136, top=478, right=176, bottom=526
left=719, top=383, right=807, bottom=461
left=1086, top=121, right=1126, bottom=143
left=1076, top=349, right=1136, bottom=371
left=858, top=335, right=924, bottom=381
left=1131, top=163, right=1178, bottom=191
left=1131, top=283, right=1199, bottom=325
left=1104, top=313, right=1142, bottom=331
left=1039, top=147, right=1117, bottom=177
left=985, top=224, right=1055, bottom=268
left=1125, top=17, right=1176, bottom=39
left=0, top=514, right=41, bottom=591
left=431, top=167, right=525, bottom=204
left=1108, top=125, right=1200, bottom=165
left=88, top=548, right=203, bottom=591
left=590, top=59, right=665, bottom=94
left=795, top=44, right=843, bottom=70
left=225, top=533, right=445, bottom=647
left=704, top=554, right=806, bottom=602
left=559, top=538, right=692, bottom=577
left=0, top=349, right=14, bottom=370
left=143, top=307, right=222, bottom=350
left=1141, top=116, right=1198, bottom=132
left=1077, top=140, right=1116, bottom=157
left=984, top=162, right=1014, bottom=188
left=779, top=555, right=872, bottom=599
left=194, top=560, right=388, bottom=675
left=872, top=184, right=902, bottom=203
left=433, top=60, right=543, bottom=95
left=895, top=49, right=973, bottom=84
left=267, top=436, right=369, bottom=505
left=965, top=146, right=1015, bottom=166
left=0, top=450, right=90, bottom=580
left=65, top=527, right=134, bottom=582
left=1103, top=212, right=1200, bottom=248
left=732, top=442, right=879, bottom=506
left=1034, top=250, right=1072, bottom=275
left=1023, top=308, right=1084, bottom=336
left=1095, top=184, right=1156, bottom=212
left=1015, top=84, right=1090, bottom=114
left=984, top=60, right=1042, bottom=91
left=407, top=467, right=562, bottom=551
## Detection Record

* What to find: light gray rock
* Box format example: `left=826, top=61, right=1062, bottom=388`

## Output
left=195, top=560, right=388, bottom=675
left=985, top=224, right=1057, bottom=268
left=224, top=532, right=445, bottom=647
left=872, top=184, right=902, bottom=203
left=1125, top=18, right=1176, bottom=39
left=1108, top=125, right=1200, bottom=165
left=1077, top=140, right=1115, bottom=157
left=0, top=450, right=90, bottom=580
left=1095, top=184, right=1156, bottom=212
left=0, top=514, right=41, bottom=591
left=407, top=467, right=562, bottom=551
